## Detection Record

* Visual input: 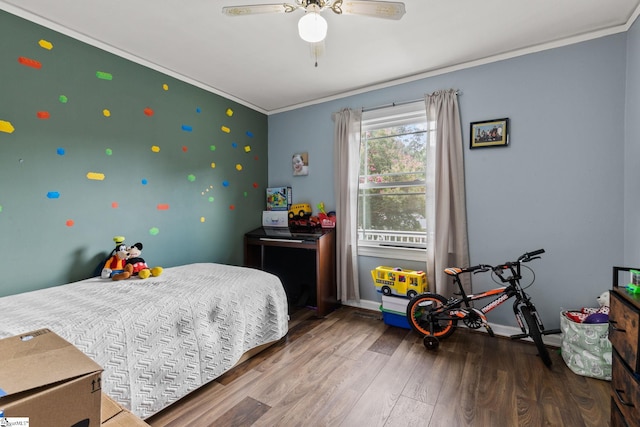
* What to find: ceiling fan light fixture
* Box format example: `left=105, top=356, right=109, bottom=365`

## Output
left=298, top=12, right=328, bottom=43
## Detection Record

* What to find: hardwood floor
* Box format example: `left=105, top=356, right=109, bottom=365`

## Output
left=146, top=306, right=611, bottom=427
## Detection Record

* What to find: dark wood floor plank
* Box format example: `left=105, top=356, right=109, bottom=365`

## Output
left=211, top=396, right=271, bottom=427
left=368, top=325, right=410, bottom=355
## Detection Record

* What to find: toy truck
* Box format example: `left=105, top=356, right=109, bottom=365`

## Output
left=372, top=266, right=427, bottom=298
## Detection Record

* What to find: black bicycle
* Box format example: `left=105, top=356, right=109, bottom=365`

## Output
left=406, top=249, right=560, bottom=367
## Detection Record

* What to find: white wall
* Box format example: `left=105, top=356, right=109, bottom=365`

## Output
left=268, top=33, right=628, bottom=330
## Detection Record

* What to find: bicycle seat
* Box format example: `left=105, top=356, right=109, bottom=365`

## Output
left=444, top=267, right=462, bottom=276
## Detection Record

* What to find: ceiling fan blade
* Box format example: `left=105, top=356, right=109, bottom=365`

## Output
left=337, top=1, right=406, bottom=20
left=222, top=3, right=299, bottom=17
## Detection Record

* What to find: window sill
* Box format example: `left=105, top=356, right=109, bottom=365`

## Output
left=357, top=244, right=426, bottom=261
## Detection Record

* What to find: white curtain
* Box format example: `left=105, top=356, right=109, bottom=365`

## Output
left=332, top=108, right=361, bottom=302
left=425, top=90, right=471, bottom=297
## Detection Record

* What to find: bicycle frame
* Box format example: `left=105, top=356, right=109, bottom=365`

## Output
left=437, top=276, right=526, bottom=329
left=407, top=249, right=559, bottom=366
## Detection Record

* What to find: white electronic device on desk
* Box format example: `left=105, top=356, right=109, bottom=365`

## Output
left=262, top=210, right=288, bottom=228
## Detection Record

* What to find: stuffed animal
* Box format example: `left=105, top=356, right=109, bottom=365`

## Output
left=112, top=242, right=163, bottom=281
left=101, top=236, right=128, bottom=279
left=565, top=291, right=610, bottom=323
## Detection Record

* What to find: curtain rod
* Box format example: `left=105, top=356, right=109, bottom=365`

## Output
left=361, top=98, right=423, bottom=113
left=362, top=90, right=461, bottom=113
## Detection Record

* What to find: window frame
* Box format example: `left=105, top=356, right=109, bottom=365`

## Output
left=357, top=101, right=429, bottom=261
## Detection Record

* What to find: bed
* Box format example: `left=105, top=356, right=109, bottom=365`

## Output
left=0, top=263, right=289, bottom=419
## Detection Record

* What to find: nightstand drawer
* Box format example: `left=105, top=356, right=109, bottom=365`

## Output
left=612, top=350, right=640, bottom=422
left=609, top=291, right=640, bottom=372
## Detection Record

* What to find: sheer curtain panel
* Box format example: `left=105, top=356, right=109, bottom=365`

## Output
left=332, top=108, right=362, bottom=302
left=425, top=90, right=471, bottom=297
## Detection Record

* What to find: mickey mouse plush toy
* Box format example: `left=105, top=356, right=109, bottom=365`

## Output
left=112, top=242, right=163, bottom=281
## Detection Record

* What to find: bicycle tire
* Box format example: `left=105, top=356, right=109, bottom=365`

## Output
left=406, top=293, right=457, bottom=339
left=521, top=306, right=552, bottom=367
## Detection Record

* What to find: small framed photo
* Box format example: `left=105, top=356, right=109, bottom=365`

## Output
left=470, top=118, right=509, bottom=149
left=292, top=152, right=309, bottom=176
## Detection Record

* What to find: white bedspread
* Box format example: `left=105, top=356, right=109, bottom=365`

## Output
left=0, top=263, right=289, bottom=418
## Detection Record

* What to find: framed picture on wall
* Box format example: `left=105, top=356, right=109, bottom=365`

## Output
left=292, top=152, right=309, bottom=176
left=470, top=118, right=509, bottom=149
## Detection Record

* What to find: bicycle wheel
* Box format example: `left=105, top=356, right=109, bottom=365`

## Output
left=406, top=293, right=457, bottom=339
left=520, top=306, right=552, bottom=367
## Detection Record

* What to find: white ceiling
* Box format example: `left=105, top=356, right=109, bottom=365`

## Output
left=2, top=0, right=639, bottom=114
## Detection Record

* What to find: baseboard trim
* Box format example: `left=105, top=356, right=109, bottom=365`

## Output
left=342, top=299, right=563, bottom=348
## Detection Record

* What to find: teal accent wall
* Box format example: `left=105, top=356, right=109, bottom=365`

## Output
left=0, top=10, right=268, bottom=297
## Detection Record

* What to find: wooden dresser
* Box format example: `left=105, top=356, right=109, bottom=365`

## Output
left=610, top=267, right=640, bottom=426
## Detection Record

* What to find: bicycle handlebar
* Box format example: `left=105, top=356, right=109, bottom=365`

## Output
left=518, top=249, right=545, bottom=262
left=451, top=250, right=545, bottom=276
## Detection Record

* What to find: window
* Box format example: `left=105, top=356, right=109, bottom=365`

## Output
left=358, top=101, right=431, bottom=261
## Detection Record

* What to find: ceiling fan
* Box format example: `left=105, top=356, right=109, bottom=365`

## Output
left=222, top=0, right=406, bottom=44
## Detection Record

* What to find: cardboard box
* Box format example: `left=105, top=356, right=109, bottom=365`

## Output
left=0, top=328, right=103, bottom=426
left=101, top=393, right=150, bottom=426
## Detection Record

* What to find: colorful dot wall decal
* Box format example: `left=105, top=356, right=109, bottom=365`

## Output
left=246, top=131, right=254, bottom=137
left=196, top=107, right=201, bottom=113
left=59, top=95, right=68, bottom=103
left=181, top=125, right=192, bottom=132
left=187, top=174, right=196, bottom=182
left=253, top=182, right=259, bottom=188
left=47, top=191, right=60, bottom=199
left=96, top=71, right=113, bottom=80
left=37, top=111, right=50, bottom=119
left=39, top=39, right=53, bottom=50
left=236, top=164, right=242, bottom=171
left=222, top=180, right=229, bottom=187
left=182, top=146, right=188, bottom=152
left=0, top=205, right=3, bottom=213
left=86, top=172, right=105, bottom=181
left=111, top=202, right=119, bottom=208
left=162, top=84, right=169, bottom=90
left=56, top=147, right=65, bottom=156
left=105, top=148, right=113, bottom=155
left=141, top=179, right=148, bottom=185
left=210, top=162, right=216, bottom=169
left=149, top=227, right=160, bottom=236
left=208, top=196, right=214, bottom=202
left=229, top=205, right=235, bottom=210
left=244, top=146, right=251, bottom=152
left=221, top=126, right=230, bottom=133
left=103, top=109, right=111, bottom=117
left=226, top=108, right=233, bottom=117
left=66, top=219, right=74, bottom=227
left=232, top=142, right=238, bottom=148
left=151, top=146, right=160, bottom=153
left=210, top=145, right=216, bottom=151
left=200, top=217, right=205, bottom=222
left=0, top=120, right=15, bottom=134
left=143, top=107, right=154, bottom=116
left=18, top=57, right=41, bottom=69
left=157, top=204, right=170, bottom=210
